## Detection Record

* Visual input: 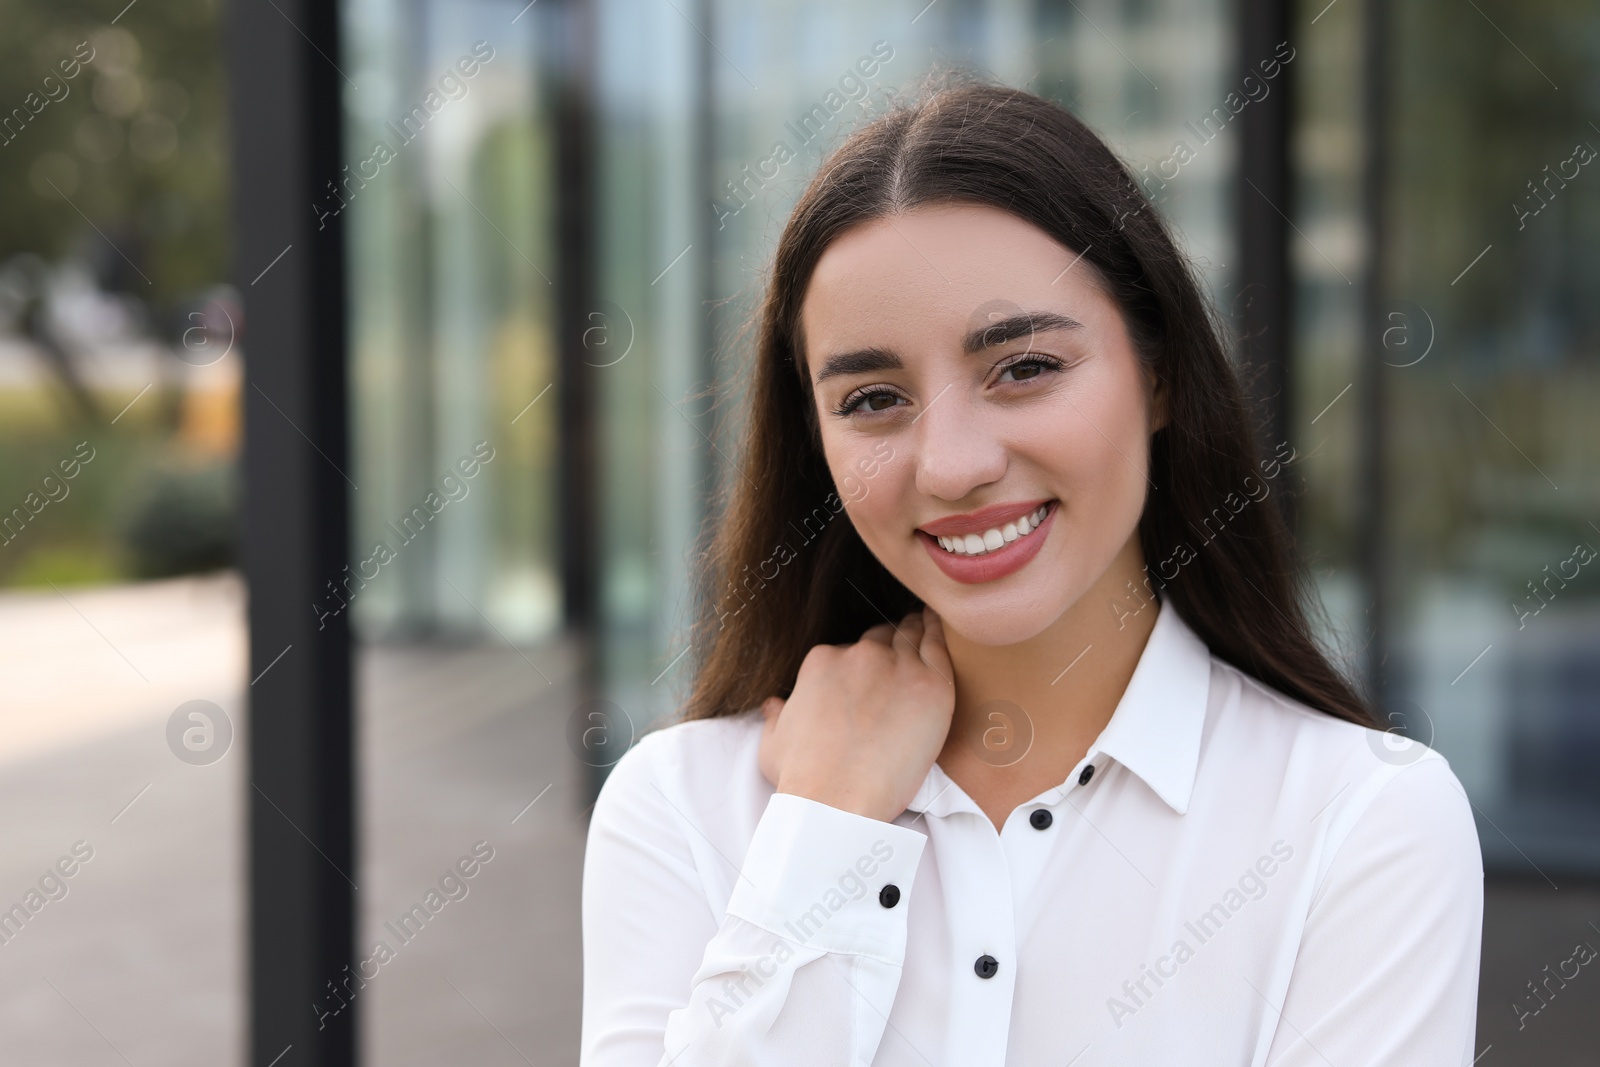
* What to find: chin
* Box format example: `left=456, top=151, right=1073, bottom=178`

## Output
left=939, top=598, right=1068, bottom=646
left=927, top=569, right=1087, bottom=646
left=897, top=539, right=1096, bottom=646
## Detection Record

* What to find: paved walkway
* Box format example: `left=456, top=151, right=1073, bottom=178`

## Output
left=0, top=574, right=587, bottom=1065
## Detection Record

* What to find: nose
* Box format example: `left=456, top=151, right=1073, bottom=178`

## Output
left=912, top=386, right=1008, bottom=501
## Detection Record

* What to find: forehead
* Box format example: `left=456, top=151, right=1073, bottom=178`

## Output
left=799, top=202, right=1108, bottom=359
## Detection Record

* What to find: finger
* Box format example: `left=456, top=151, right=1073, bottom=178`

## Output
left=918, top=606, right=954, bottom=680
left=891, top=611, right=925, bottom=656
left=859, top=621, right=897, bottom=646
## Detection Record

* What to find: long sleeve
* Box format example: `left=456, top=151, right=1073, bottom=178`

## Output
left=580, top=731, right=929, bottom=1067
left=1261, top=753, right=1485, bottom=1066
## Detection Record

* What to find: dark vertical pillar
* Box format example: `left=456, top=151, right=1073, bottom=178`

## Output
left=1236, top=0, right=1294, bottom=522
left=549, top=0, right=604, bottom=803
left=552, top=0, right=598, bottom=638
left=1357, top=0, right=1392, bottom=705
left=229, top=0, right=356, bottom=1063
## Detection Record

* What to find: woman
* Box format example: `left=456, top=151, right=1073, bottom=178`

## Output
left=581, top=81, right=1483, bottom=1065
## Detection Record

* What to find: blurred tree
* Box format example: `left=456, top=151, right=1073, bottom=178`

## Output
left=0, top=0, right=232, bottom=588
left=119, top=457, right=236, bottom=577
left=0, top=0, right=228, bottom=313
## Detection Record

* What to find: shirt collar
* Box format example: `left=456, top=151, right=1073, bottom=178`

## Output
left=905, top=600, right=1213, bottom=819
left=1084, top=601, right=1212, bottom=815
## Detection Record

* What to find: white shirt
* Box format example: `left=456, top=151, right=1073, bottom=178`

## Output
left=580, top=601, right=1484, bottom=1066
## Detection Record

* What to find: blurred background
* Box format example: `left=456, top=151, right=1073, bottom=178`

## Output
left=0, top=0, right=1596, bottom=1063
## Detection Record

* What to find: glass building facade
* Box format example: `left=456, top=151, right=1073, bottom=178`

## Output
left=344, top=0, right=562, bottom=643
left=327, top=0, right=1600, bottom=1058
left=341, top=0, right=1600, bottom=880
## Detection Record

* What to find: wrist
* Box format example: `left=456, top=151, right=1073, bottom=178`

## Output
left=775, top=775, right=902, bottom=823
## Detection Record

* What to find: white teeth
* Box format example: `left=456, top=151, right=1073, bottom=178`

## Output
left=932, top=504, right=1051, bottom=557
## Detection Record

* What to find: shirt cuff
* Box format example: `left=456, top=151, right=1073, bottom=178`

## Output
left=724, top=791, right=927, bottom=965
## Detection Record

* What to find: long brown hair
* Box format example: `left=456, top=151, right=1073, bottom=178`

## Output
left=680, top=79, right=1375, bottom=730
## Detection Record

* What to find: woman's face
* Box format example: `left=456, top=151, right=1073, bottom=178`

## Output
left=800, top=202, right=1164, bottom=647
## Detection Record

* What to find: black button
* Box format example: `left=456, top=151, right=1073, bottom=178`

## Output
left=974, top=954, right=999, bottom=979
left=1079, top=764, right=1095, bottom=786
left=1029, top=808, right=1053, bottom=830
left=879, top=884, right=900, bottom=909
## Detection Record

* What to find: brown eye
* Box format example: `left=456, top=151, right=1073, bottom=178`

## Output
left=831, top=386, right=908, bottom=418
left=996, top=354, right=1067, bottom=385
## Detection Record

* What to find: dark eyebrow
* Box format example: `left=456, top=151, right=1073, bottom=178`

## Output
left=814, top=346, right=901, bottom=384
left=964, top=311, right=1084, bottom=354
left=812, top=310, right=1084, bottom=384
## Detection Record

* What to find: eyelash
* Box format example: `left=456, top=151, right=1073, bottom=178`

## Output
left=830, top=353, right=1071, bottom=417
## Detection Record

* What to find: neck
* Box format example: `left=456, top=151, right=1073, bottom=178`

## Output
left=937, top=533, right=1160, bottom=782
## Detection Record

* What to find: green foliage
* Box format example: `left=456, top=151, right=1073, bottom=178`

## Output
left=0, top=419, right=139, bottom=585
left=7, top=540, right=120, bottom=587
left=0, top=1, right=234, bottom=590
left=0, top=0, right=228, bottom=309
left=117, top=456, right=236, bottom=578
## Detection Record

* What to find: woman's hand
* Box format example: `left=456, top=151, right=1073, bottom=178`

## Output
left=758, top=607, right=955, bottom=823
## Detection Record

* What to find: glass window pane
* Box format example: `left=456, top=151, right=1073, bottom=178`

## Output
left=344, top=0, right=574, bottom=1060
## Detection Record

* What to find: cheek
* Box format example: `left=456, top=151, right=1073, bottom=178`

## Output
left=1031, top=366, right=1149, bottom=490
left=821, top=434, right=909, bottom=545
left=1017, top=368, right=1151, bottom=562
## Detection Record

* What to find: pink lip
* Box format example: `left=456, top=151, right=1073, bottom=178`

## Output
left=916, top=501, right=1058, bottom=585
left=917, top=498, right=1055, bottom=538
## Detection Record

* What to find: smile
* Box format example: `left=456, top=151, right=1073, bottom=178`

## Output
left=915, top=500, right=1059, bottom=585
left=932, top=503, right=1051, bottom=557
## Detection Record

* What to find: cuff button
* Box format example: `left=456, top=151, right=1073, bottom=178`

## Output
left=879, top=884, right=901, bottom=908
